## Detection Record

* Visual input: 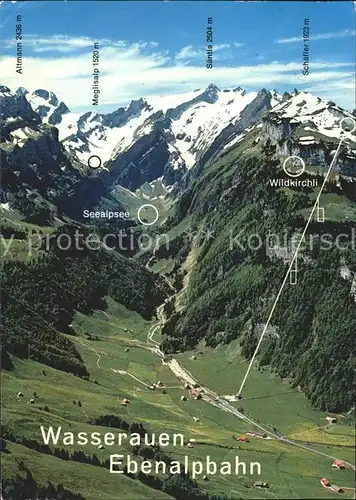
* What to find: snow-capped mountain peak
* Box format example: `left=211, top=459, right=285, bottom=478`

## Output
left=1, top=82, right=355, bottom=203
left=15, top=87, right=29, bottom=97
left=102, top=97, right=152, bottom=128
left=46, top=84, right=260, bottom=168
left=3, top=83, right=354, bottom=192
left=0, top=86, right=39, bottom=122
left=32, top=89, right=59, bottom=106
left=270, top=91, right=355, bottom=141
left=201, top=83, right=220, bottom=102
left=24, top=88, right=70, bottom=126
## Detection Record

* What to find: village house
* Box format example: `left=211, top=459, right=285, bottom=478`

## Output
left=189, top=388, right=203, bottom=400
left=332, top=460, right=345, bottom=469
left=254, top=481, right=269, bottom=488
left=236, top=436, right=249, bottom=442
left=320, top=477, right=330, bottom=488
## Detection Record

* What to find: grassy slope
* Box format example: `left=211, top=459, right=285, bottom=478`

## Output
left=149, top=258, right=176, bottom=275
left=2, top=442, right=170, bottom=500
left=302, top=191, right=356, bottom=221
left=110, top=183, right=174, bottom=227
left=177, top=342, right=355, bottom=465
left=2, top=301, right=354, bottom=500
left=2, top=133, right=355, bottom=499
left=161, top=135, right=356, bottom=496
left=1, top=209, right=54, bottom=262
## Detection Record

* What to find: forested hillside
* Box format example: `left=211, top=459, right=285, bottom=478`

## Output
left=161, top=141, right=356, bottom=412
left=1, top=224, right=166, bottom=376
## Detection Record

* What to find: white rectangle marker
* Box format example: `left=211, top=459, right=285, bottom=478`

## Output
left=317, top=207, right=324, bottom=222
left=290, top=269, right=297, bottom=286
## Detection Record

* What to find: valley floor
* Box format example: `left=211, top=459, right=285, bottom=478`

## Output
left=2, top=298, right=355, bottom=500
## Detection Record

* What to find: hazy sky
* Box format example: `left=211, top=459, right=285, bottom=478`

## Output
left=1, top=1, right=355, bottom=111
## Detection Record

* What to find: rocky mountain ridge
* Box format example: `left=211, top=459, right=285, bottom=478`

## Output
left=1, top=83, right=355, bottom=222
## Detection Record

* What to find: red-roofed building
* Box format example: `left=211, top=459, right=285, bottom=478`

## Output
left=320, top=477, right=330, bottom=487
left=332, top=460, right=345, bottom=469
left=236, top=436, right=249, bottom=442
left=189, top=388, right=202, bottom=400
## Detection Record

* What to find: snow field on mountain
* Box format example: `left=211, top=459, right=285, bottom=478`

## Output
left=272, top=91, right=355, bottom=141
left=2, top=84, right=355, bottom=178
left=27, top=93, right=58, bottom=121
left=170, top=89, right=257, bottom=168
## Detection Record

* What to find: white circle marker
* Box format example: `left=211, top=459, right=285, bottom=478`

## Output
left=88, top=155, right=102, bottom=169
left=340, top=117, right=356, bottom=133
left=137, top=204, right=159, bottom=226
left=283, top=155, right=305, bottom=178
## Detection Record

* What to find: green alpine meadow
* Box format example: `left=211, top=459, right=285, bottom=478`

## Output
left=1, top=2, right=355, bottom=499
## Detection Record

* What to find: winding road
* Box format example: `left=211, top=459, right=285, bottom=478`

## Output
left=76, top=277, right=355, bottom=472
